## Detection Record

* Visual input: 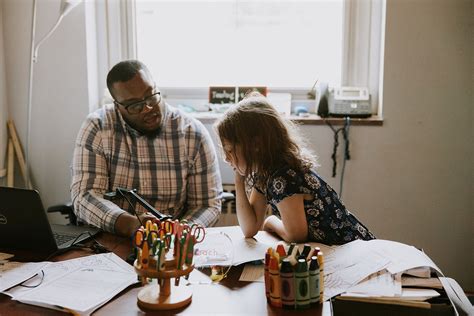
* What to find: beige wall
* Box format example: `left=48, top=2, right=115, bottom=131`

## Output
left=376, top=0, right=472, bottom=289
left=1, top=0, right=472, bottom=290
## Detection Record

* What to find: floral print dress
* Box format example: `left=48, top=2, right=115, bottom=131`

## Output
left=257, top=166, right=375, bottom=245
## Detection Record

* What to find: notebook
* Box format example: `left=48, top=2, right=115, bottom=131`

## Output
left=0, top=186, right=100, bottom=254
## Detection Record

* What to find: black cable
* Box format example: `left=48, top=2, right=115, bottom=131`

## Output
left=325, top=118, right=351, bottom=197
left=325, top=120, right=343, bottom=178
left=116, top=188, right=143, bottom=227
left=44, top=231, right=110, bottom=261
left=339, top=117, right=351, bottom=198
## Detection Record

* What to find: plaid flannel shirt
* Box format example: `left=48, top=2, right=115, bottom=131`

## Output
left=71, top=103, right=222, bottom=233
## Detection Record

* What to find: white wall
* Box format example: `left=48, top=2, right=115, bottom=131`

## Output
left=0, top=1, right=8, bottom=180
left=1, top=0, right=472, bottom=289
left=2, top=0, right=93, bottom=218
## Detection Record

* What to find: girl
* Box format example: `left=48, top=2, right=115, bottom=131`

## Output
left=215, top=92, right=375, bottom=244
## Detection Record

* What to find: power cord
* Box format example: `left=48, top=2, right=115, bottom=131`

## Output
left=43, top=231, right=111, bottom=261
left=325, top=117, right=351, bottom=198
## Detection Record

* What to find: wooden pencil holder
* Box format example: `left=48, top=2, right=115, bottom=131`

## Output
left=134, top=256, right=194, bottom=310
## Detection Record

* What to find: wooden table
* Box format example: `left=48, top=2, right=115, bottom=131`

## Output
left=0, top=232, right=332, bottom=315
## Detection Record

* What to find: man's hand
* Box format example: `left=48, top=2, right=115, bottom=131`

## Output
left=115, top=212, right=156, bottom=237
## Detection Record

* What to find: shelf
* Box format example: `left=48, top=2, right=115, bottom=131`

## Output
left=189, top=112, right=383, bottom=126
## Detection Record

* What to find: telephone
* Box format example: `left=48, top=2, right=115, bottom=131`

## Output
left=327, top=87, right=372, bottom=118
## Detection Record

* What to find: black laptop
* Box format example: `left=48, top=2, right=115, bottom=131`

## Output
left=0, top=187, right=100, bottom=254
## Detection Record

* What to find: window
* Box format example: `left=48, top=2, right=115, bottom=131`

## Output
left=135, top=0, right=343, bottom=89
left=100, top=0, right=385, bottom=115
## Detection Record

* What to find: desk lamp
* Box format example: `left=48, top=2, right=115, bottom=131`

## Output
left=25, top=0, right=82, bottom=188
left=104, top=187, right=173, bottom=221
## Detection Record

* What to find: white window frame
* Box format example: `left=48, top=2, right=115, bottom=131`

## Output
left=98, top=0, right=385, bottom=116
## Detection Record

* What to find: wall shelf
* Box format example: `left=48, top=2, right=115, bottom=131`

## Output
left=190, top=112, right=384, bottom=126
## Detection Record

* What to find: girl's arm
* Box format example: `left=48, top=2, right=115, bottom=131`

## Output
left=234, top=173, right=268, bottom=238
left=263, top=194, right=308, bottom=242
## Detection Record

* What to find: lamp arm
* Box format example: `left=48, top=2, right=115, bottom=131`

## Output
left=104, top=188, right=173, bottom=221
left=33, top=14, right=64, bottom=62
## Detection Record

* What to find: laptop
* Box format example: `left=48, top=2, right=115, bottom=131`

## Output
left=0, top=186, right=100, bottom=254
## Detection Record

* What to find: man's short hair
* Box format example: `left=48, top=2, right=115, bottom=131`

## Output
left=106, top=60, right=151, bottom=98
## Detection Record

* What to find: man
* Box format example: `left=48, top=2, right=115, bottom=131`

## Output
left=71, top=60, right=222, bottom=237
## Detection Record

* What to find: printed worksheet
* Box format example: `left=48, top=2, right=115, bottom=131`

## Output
left=5, top=253, right=137, bottom=315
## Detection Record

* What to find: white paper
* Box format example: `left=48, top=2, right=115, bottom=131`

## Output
left=202, top=226, right=275, bottom=266
left=6, top=253, right=137, bottom=315
left=367, top=239, right=441, bottom=274
left=345, top=270, right=402, bottom=296
left=341, top=288, right=440, bottom=301
left=0, top=261, right=49, bottom=292
left=439, top=277, right=474, bottom=316
left=16, top=268, right=135, bottom=314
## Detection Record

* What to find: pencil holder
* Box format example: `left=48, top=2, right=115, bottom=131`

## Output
left=134, top=256, right=194, bottom=310
left=132, top=219, right=205, bottom=310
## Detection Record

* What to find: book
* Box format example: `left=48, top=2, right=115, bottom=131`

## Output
left=402, top=276, right=443, bottom=289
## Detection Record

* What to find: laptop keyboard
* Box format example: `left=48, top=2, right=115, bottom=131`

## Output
left=52, top=232, right=77, bottom=246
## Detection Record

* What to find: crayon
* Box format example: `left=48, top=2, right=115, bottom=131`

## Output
left=264, top=252, right=271, bottom=301
left=280, top=258, right=295, bottom=309
left=287, top=242, right=297, bottom=256
left=275, top=244, right=287, bottom=259
left=300, top=244, right=311, bottom=259
left=309, top=255, right=320, bottom=304
left=273, top=252, right=280, bottom=265
left=295, top=258, right=310, bottom=309
left=317, top=252, right=324, bottom=303
left=268, top=256, right=282, bottom=307
left=306, top=246, right=319, bottom=262
left=288, top=244, right=299, bottom=266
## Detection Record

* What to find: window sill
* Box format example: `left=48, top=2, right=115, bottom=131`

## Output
left=190, top=112, right=384, bottom=126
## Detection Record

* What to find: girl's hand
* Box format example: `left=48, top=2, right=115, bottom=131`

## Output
left=234, top=170, right=245, bottom=183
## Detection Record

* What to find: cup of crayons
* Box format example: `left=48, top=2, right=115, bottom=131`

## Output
left=264, top=243, right=324, bottom=310
left=132, top=219, right=205, bottom=310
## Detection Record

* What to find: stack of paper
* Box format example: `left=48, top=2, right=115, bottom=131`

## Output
left=340, top=270, right=441, bottom=302
left=1, top=253, right=138, bottom=315
left=321, top=239, right=445, bottom=301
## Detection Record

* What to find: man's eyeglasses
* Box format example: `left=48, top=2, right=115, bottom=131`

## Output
left=115, top=91, right=161, bottom=115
